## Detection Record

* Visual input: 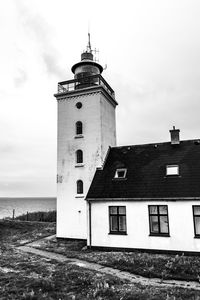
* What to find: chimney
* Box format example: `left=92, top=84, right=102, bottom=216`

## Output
left=170, top=126, right=180, bottom=145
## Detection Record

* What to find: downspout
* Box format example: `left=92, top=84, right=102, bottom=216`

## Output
left=89, top=201, right=92, bottom=248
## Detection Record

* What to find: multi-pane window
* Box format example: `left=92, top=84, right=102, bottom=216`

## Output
left=114, top=168, right=127, bottom=179
left=149, top=205, right=169, bottom=236
left=76, top=121, right=83, bottom=135
left=109, top=206, right=126, bottom=234
left=77, top=180, right=83, bottom=194
left=76, top=150, right=83, bottom=164
left=166, top=165, right=179, bottom=176
left=193, top=206, right=200, bottom=237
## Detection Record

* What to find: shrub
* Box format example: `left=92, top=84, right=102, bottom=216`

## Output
left=15, top=211, right=56, bottom=222
left=162, top=254, right=199, bottom=280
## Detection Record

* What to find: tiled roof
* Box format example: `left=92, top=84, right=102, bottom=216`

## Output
left=86, top=140, right=200, bottom=200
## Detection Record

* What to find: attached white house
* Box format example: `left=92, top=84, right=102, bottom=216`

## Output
left=86, top=128, right=200, bottom=254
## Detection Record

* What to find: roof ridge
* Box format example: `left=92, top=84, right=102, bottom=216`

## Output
left=110, top=138, right=200, bottom=149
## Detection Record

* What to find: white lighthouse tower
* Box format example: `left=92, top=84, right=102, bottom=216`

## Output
left=54, top=35, right=118, bottom=240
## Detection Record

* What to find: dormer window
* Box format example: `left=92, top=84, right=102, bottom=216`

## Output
left=166, top=165, right=179, bottom=176
left=114, top=168, right=127, bottom=179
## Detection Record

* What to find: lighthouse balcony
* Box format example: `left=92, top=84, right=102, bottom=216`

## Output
left=57, top=74, right=115, bottom=99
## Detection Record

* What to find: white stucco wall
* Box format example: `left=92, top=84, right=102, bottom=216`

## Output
left=56, top=89, right=116, bottom=239
left=89, top=200, right=200, bottom=252
left=100, top=94, right=117, bottom=158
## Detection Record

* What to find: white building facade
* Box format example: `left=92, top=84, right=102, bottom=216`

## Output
left=88, top=200, right=200, bottom=253
left=54, top=40, right=117, bottom=239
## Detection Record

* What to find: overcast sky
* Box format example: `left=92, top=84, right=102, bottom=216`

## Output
left=1, top=0, right=200, bottom=197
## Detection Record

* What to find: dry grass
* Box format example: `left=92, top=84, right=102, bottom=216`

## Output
left=37, top=237, right=200, bottom=282
left=1, top=220, right=200, bottom=299
left=0, top=219, right=56, bottom=246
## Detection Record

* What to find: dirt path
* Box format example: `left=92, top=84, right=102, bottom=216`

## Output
left=17, top=238, right=200, bottom=291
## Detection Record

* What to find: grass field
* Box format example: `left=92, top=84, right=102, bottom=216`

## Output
left=1, top=220, right=200, bottom=299
left=37, top=236, right=200, bottom=282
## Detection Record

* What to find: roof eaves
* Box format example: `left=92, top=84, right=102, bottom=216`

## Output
left=86, top=197, right=200, bottom=202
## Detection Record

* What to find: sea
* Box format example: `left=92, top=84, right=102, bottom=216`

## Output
left=0, top=197, right=56, bottom=219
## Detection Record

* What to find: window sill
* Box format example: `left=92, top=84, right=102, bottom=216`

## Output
left=75, top=195, right=85, bottom=198
left=75, top=164, right=84, bottom=168
left=149, top=233, right=170, bottom=237
left=74, top=135, right=84, bottom=139
left=112, top=178, right=127, bottom=181
left=164, top=175, right=181, bottom=178
left=109, top=232, right=127, bottom=235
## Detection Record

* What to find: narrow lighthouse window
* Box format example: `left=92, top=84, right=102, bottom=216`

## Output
left=77, top=180, right=83, bottom=194
left=76, top=150, right=83, bottom=164
left=76, top=121, right=83, bottom=135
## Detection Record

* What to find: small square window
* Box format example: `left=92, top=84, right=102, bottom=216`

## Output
left=114, top=168, right=127, bottom=179
left=166, top=165, right=179, bottom=176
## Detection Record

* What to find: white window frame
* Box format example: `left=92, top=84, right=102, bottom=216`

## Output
left=114, top=168, right=127, bottom=179
left=109, top=206, right=127, bottom=234
left=166, top=165, right=179, bottom=176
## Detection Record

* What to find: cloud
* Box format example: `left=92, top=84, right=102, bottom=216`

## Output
left=42, top=52, right=64, bottom=78
left=14, top=69, right=27, bottom=87
left=15, top=0, right=65, bottom=78
left=0, top=144, right=14, bottom=155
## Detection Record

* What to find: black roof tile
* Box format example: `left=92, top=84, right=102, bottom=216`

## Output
left=86, top=140, right=200, bottom=200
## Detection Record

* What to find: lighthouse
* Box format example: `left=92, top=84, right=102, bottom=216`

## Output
left=54, top=35, right=118, bottom=239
